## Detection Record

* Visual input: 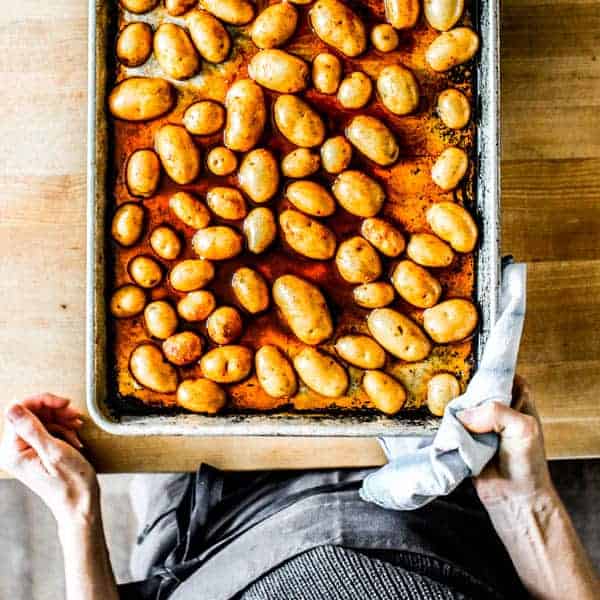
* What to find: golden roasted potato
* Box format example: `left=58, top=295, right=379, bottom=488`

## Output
left=320, top=136, right=352, bottom=174
left=336, top=237, right=382, bottom=284
left=426, top=27, right=479, bottom=71
left=243, top=207, right=277, bottom=254
left=251, top=2, right=298, bottom=49
left=150, top=225, right=181, bottom=260
left=166, top=0, right=196, bottom=16
left=255, top=345, right=297, bottom=398
left=120, top=0, right=159, bottom=14
left=424, top=0, right=464, bottom=31
left=108, top=77, right=175, bottom=121
left=110, top=284, right=147, bottom=318
left=346, top=115, right=399, bottom=166
left=186, top=9, right=231, bottom=63
left=286, top=180, right=335, bottom=217
left=130, top=344, right=178, bottom=393
left=332, top=170, right=385, bottom=217
left=423, top=298, right=478, bottom=343
left=406, top=233, right=454, bottom=268
left=294, top=347, right=348, bottom=398
left=155, top=125, right=201, bottom=185
left=177, top=290, right=216, bottom=321
left=391, top=260, right=442, bottom=308
left=312, top=52, right=342, bottom=94
left=183, top=101, right=226, bottom=135
left=353, top=282, right=395, bottom=308
left=224, top=79, right=266, bottom=152
left=206, top=147, right=238, bottom=175
left=279, top=209, right=336, bottom=260
left=206, top=187, right=248, bottom=220
left=176, top=378, right=227, bottom=413
left=431, top=147, right=469, bottom=191
left=273, top=274, right=333, bottom=345
left=362, top=370, right=406, bottom=414
left=367, top=308, right=432, bottom=361
left=274, top=95, right=326, bottom=148
left=281, top=148, right=321, bottom=178
left=199, top=0, right=254, bottom=25
left=200, top=345, right=253, bottom=383
left=309, top=0, right=367, bottom=57
left=335, top=335, right=386, bottom=369
left=377, top=65, right=420, bottom=115
left=206, top=306, right=243, bottom=344
left=144, top=300, right=178, bottom=339
left=248, top=49, right=309, bottom=93
left=427, top=372, right=460, bottom=416
left=126, top=149, right=160, bottom=198
left=163, top=331, right=204, bottom=365
left=192, top=226, right=244, bottom=260
left=154, top=23, right=199, bottom=79
left=169, top=191, right=211, bottom=229
left=370, top=24, right=399, bottom=52
left=111, top=203, right=144, bottom=247
left=437, top=88, right=471, bottom=129
left=116, top=22, right=153, bottom=67
left=232, top=267, right=270, bottom=314
left=360, top=218, right=405, bottom=257
left=384, top=0, right=419, bottom=29
left=337, top=72, right=373, bottom=109
left=238, top=149, right=280, bottom=203
left=169, top=259, right=215, bottom=292
left=128, top=255, right=163, bottom=288
left=426, top=201, right=477, bottom=253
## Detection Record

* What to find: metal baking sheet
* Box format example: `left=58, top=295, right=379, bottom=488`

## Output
left=86, top=0, right=500, bottom=436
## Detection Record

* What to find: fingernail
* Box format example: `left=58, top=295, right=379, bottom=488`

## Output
left=6, top=405, right=25, bottom=422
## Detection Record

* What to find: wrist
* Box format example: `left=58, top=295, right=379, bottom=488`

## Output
left=56, top=483, right=102, bottom=542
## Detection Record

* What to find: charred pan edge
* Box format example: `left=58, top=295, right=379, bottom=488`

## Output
left=86, top=0, right=500, bottom=437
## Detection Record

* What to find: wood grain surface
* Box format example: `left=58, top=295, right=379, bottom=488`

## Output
left=1, top=0, right=599, bottom=473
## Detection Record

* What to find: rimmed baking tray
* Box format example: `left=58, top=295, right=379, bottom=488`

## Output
left=86, top=0, right=500, bottom=436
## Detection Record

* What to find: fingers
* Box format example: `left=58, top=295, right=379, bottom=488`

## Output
left=20, top=394, right=84, bottom=429
left=46, top=424, right=84, bottom=450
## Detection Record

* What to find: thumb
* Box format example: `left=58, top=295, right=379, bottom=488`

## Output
left=456, top=401, right=536, bottom=440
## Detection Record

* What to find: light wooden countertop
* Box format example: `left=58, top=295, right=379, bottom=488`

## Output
left=1, top=0, right=599, bottom=472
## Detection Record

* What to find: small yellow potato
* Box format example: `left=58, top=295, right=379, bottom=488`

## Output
left=130, top=344, right=178, bottom=393
left=129, top=255, right=162, bottom=288
left=144, top=300, right=178, bottom=339
left=286, top=180, right=335, bottom=217
left=274, top=95, right=326, bottom=148
left=309, top=0, right=367, bottom=57
left=183, top=101, right=226, bottom=136
left=120, top=0, right=159, bottom=14
left=273, top=274, right=333, bottom=345
left=281, top=148, right=320, bottom=178
left=337, top=72, right=373, bottom=109
left=427, top=372, right=460, bottom=416
left=200, top=345, right=253, bottom=383
left=362, top=370, right=406, bottom=415
left=177, top=290, right=216, bottom=321
left=437, top=88, right=471, bottom=129
left=126, top=149, right=161, bottom=198
left=111, top=203, right=144, bottom=247
left=335, top=335, right=386, bottom=369
left=163, top=331, right=204, bottom=365
left=384, top=0, right=420, bottom=29
left=346, top=115, right=399, bottom=166
left=166, top=0, right=196, bottom=16
left=243, top=207, right=277, bottom=254
left=150, top=225, right=182, bottom=260
left=377, top=65, right=420, bottom=115
left=116, top=22, right=153, bottom=67
left=426, top=201, right=477, bottom=253
left=177, top=378, right=227, bottom=413
left=255, top=345, right=297, bottom=398
left=294, top=347, right=348, bottom=398
left=248, top=49, right=309, bottom=93
left=406, top=233, right=454, bottom=268
left=108, top=77, right=175, bottom=121
left=425, top=27, right=480, bottom=72
left=251, top=2, right=298, bottom=49
left=423, top=298, right=478, bottom=343
left=353, top=282, right=395, bottom=308
left=370, top=24, right=399, bottom=52
left=391, top=260, right=442, bottom=308
left=110, top=284, right=147, bottom=318
left=312, top=53, right=342, bottom=94
left=206, top=187, right=248, bottom=220
left=169, top=259, right=215, bottom=291
left=320, top=136, right=352, bottom=174
left=332, top=170, right=385, bottom=217
left=424, top=0, right=464, bottom=31
left=154, top=23, right=199, bottom=80
left=224, top=79, right=267, bottom=152
left=199, top=0, right=255, bottom=25
left=279, top=209, right=336, bottom=260
left=155, top=125, right=201, bottom=185
left=186, top=10, right=231, bottom=64
left=169, top=191, right=211, bottom=229
left=367, top=308, right=432, bottom=361
left=207, top=147, right=238, bottom=175
left=232, top=267, right=270, bottom=314
left=238, top=149, right=280, bottom=203
left=206, top=306, right=243, bottom=344
left=336, top=237, right=382, bottom=284
left=360, top=218, right=405, bottom=257
left=431, top=147, right=469, bottom=191
left=192, top=226, right=244, bottom=260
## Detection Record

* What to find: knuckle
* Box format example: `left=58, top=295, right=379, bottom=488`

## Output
left=520, top=414, right=540, bottom=439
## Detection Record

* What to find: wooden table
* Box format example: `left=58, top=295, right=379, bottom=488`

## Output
left=1, top=0, right=599, bottom=472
